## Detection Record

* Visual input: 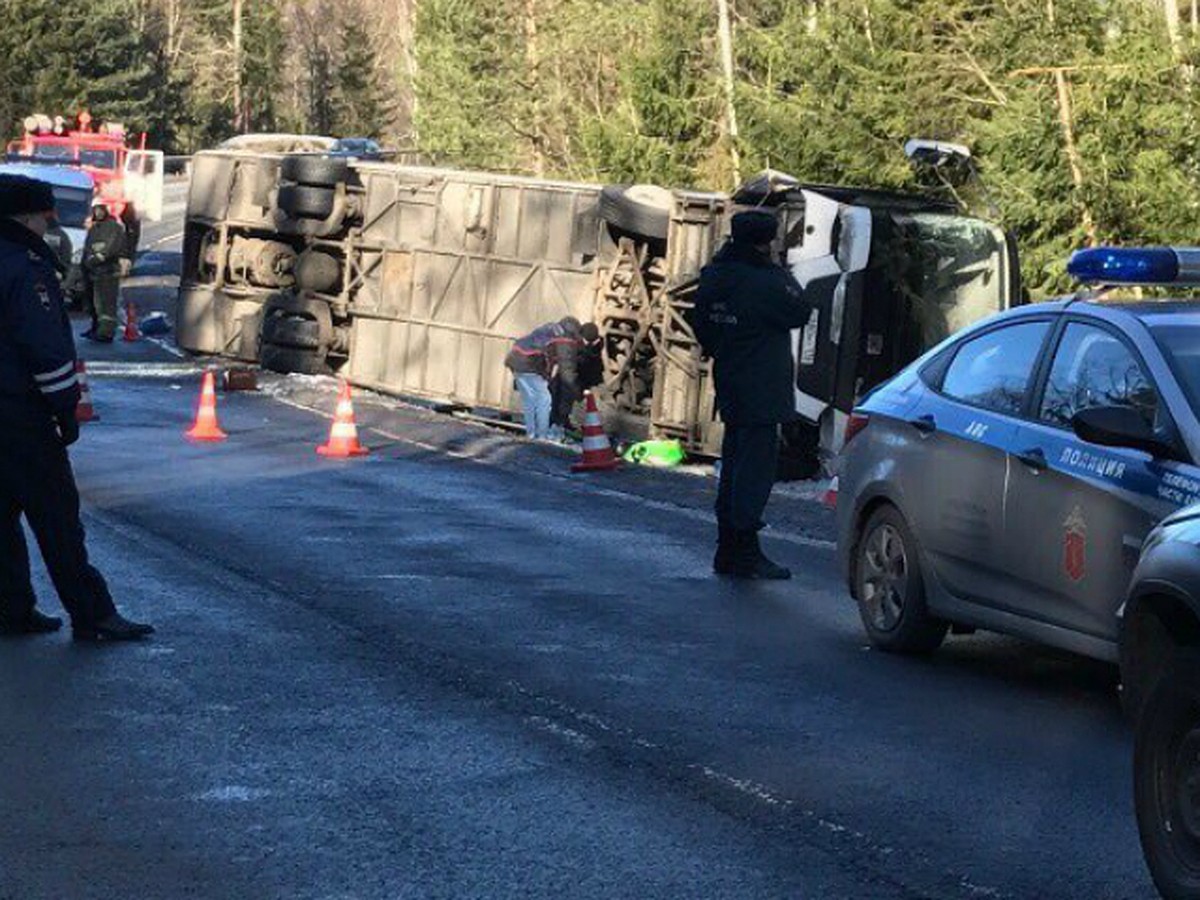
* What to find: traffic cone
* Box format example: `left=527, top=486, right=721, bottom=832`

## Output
left=75, top=361, right=98, bottom=423
left=571, top=392, right=620, bottom=473
left=821, top=476, right=839, bottom=510
left=122, top=301, right=139, bottom=342
left=185, top=371, right=227, bottom=442
left=317, top=381, right=369, bottom=458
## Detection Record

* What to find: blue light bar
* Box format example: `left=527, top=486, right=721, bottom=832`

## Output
left=1067, top=246, right=1200, bottom=285
left=1068, top=247, right=1178, bottom=283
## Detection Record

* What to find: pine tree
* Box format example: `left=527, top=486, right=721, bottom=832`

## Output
left=334, top=19, right=393, bottom=138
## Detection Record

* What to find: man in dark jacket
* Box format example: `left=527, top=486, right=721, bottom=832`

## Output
left=81, top=201, right=125, bottom=342
left=550, top=322, right=603, bottom=434
left=0, top=175, right=153, bottom=640
left=119, top=201, right=141, bottom=276
left=690, top=209, right=811, bottom=579
left=505, top=316, right=585, bottom=440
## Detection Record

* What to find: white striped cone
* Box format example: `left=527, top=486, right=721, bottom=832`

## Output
left=317, top=381, right=369, bottom=458
left=571, top=392, right=620, bottom=472
left=75, top=361, right=98, bottom=423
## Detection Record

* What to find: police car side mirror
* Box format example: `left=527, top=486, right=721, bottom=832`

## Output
left=1071, top=406, right=1175, bottom=459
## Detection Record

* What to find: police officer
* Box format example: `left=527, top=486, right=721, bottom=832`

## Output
left=690, top=209, right=811, bottom=580
left=81, top=200, right=125, bottom=342
left=0, top=175, right=153, bottom=640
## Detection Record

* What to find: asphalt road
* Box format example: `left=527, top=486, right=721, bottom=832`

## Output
left=0, top=366, right=1152, bottom=900
left=1, top=187, right=1157, bottom=899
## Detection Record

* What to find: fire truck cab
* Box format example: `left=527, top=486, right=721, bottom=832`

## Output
left=6, top=112, right=164, bottom=221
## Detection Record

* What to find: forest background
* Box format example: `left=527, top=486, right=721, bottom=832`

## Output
left=0, top=0, right=1198, bottom=294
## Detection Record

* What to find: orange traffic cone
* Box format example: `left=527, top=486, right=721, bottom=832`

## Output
left=122, top=301, right=139, bottom=342
left=821, top=476, right=839, bottom=510
left=317, top=381, right=369, bottom=458
left=75, top=361, right=98, bottom=423
left=571, top=392, right=620, bottom=473
left=185, top=371, right=227, bottom=441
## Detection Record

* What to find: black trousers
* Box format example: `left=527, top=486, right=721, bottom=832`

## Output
left=0, top=399, right=116, bottom=625
left=715, top=424, right=780, bottom=532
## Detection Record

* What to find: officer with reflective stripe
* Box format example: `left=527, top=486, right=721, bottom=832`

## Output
left=690, top=209, right=811, bottom=580
left=0, top=174, right=153, bottom=641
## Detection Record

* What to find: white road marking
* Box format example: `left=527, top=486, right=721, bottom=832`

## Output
left=83, top=361, right=200, bottom=377
left=194, top=785, right=270, bottom=803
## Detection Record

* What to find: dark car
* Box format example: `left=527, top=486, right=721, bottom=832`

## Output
left=328, top=138, right=384, bottom=161
left=1131, top=506, right=1200, bottom=899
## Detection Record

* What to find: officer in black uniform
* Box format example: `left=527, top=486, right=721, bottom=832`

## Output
left=690, top=209, right=811, bottom=580
left=0, top=174, right=154, bottom=640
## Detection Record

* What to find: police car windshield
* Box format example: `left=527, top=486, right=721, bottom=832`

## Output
left=52, top=186, right=91, bottom=228
left=1150, top=318, right=1200, bottom=413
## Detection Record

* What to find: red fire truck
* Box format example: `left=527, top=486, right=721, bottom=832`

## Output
left=5, top=112, right=164, bottom=221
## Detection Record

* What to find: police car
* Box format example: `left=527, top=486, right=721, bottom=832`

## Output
left=836, top=246, right=1200, bottom=690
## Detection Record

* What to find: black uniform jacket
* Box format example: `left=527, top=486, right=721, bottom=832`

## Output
left=690, top=242, right=811, bottom=426
left=0, top=219, right=81, bottom=417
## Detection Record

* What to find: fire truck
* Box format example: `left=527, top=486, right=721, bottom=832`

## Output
left=6, top=112, right=164, bottom=221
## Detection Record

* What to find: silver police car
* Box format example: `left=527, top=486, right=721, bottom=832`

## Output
left=836, top=247, right=1200, bottom=664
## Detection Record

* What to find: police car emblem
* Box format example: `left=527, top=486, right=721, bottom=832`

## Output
left=1063, top=507, right=1087, bottom=583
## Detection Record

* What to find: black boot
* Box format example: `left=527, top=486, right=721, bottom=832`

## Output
left=713, top=525, right=737, bottom=575
left=0, top=608, right=64, bottom=636
left=731, top=530, right=791, bottom=580
left=73, top=613, right=155, bottom=643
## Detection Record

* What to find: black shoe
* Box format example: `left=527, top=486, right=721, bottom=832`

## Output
left=731, top=531, right=792, bottom=580
left=72, top=613, right=155, bottom=642
left=713, top=525, right=736, bottom=575
left=0, top=608, right=64, bottom=636
left=82, top=332, right=114, bottom=344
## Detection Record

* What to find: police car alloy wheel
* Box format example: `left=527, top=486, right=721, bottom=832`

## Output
left=853, top=506, right=948, bottom=655
left=1135, top=650, right=1200, bottom=900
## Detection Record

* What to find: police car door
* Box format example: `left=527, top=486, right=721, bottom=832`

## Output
left=1005, top=320, right=1182, bottom=642
left=908, top=318, right=1054, bottom=608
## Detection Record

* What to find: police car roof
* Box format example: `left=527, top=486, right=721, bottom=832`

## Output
left=0, top=163, right=94, bottom=189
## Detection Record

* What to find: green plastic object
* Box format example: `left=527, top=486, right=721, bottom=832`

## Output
left=622, top=439, right=686, bottom=467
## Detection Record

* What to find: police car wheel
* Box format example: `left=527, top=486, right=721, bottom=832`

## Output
left=853, top=506, right=948, bottom=655
left=277, top=184, right=336, bottom=221
left=1135, top=649, right=1200, bottom=899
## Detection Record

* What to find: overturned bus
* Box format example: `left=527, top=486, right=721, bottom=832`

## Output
left=176, top=151, right=1020, bottom=473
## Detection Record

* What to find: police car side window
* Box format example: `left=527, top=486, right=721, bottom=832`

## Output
left=1039, top=323, right=1157, bottom=428
left=940, top=321, right=1051, bottom=415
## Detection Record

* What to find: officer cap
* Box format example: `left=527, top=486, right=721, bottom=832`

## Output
left=0, top=174, right=55, bottom=217
left=730, top=209, right=778, bottom=245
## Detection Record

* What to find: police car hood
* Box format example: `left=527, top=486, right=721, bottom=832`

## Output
left=1160, top=502, right=1200, bottom=530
